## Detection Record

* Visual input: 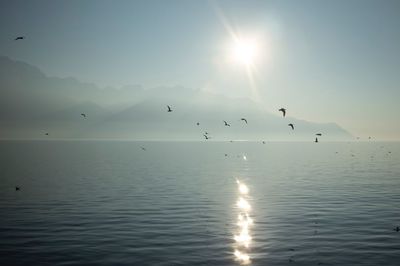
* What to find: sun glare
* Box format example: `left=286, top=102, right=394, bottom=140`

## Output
left=231, top=38, right=258, bottom=66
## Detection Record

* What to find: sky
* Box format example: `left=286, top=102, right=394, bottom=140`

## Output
left=0, top=0, right=400, bottom=140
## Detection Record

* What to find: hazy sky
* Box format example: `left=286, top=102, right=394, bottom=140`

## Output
left=1, top=0, right=400, bottom=139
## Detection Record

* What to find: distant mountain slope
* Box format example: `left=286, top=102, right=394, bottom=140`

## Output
left=0, top=56, right=353, bottom=140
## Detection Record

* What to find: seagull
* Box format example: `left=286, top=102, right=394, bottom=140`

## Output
left=278, top=108, right=286, bottom=117
left=240, top=118, right=248, bottom=124
left=395, top=226, right=400, bottom=232
left=288, top=123, right=294, bottom=130
left=196, top=122, right=200, bottom=126
left=223, top=120, right=230, bottom=127
left=203, top=134, right=209, bottom=140
left=316, top=133, right=322, bottom=136
left=81, top=113, right=86, bottom=118
left=14, top=36, right=25, bottom=41
left=140, top=146, right=146, bottom=151
left=204, top=132, right=209, bottom=135
left=224, top=153, right=228, bottom=157
left=262, top=141, right=266, bottom=144
left=45, top=133, right=49, bottom=136
left=15, top=186, right=20, bottom=191
left=315, top=137, right=319, bottom=143
left=167, top=105, right=172, bottom=112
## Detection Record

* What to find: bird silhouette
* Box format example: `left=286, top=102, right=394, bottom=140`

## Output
left=204, top=132, right=209, bottom=135
left=262, top=141, right=266, bottom=144
left=14, top=36, right=24, bottom=41
left=288, top=123, right=294, bottom=130
left=279, top=108, right=286, bottom=117
left=315, top=137, right=319, bottom=143
left=240, top=118, right=248, bottom=124
left=395, top=226, right=400, bottom=232
left=223, top=120, right=230, bottom=127
left=140, top=146, right=146, bottom=151
left=45, top=133, right=49, bottom=136
left=15, top=186, right=20, bottom=191
left=203, top=134, right=209, bottom=140
left=81, top=113, right=86, bottom=118
left=167, top=105, right=172, bottom=112
left=196, top=122, right=200, bottom=126
left=316, top=133, right=322, bottom=136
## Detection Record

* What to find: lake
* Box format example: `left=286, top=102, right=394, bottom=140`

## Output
left=1, top=141, right=399, bottom=265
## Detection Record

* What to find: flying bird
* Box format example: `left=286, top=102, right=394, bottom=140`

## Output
left=223, top=120, right=230, bottom=127
left=288, top=123, right=294, bottom=130
left=316, top=133, right=322, bottom=136
left=14, top=36, right=24, bottom=41
left=240, top=118, right=248, bottom=124
left=262, top=141, right=266, bottom=144
left=315, top=137, right=319, bottom=143
left=167, top=105, right=172, bottom=112
left=203, top=134, right=209, bottom=140
left=278, top=108, right=286, bottom=117
left=140, top=146, right=146, bottom=151
left=45, top=133, right=49, bottom=136
left=196, top=122, right=200, bottom=126
left=204, top=132, right=209, bottom=135
left=15, top=186, right=20, bottom=191
left=81, top=113, right=87, bottom=118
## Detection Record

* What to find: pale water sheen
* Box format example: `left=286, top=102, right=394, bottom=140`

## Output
left=1, top=141, right=399, bottom=265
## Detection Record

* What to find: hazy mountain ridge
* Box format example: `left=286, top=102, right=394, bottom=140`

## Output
left=0, top=56, right=353, bottom=140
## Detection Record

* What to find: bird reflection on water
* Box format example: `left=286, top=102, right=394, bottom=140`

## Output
left=234, top=179, right=253, bottom=264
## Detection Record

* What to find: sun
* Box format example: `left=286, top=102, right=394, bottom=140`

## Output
left=231, top=38, right=258, bottom=66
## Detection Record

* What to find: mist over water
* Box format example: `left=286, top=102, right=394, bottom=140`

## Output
left=1, top=141, right=399, bottom=265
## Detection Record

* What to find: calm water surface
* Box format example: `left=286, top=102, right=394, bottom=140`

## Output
left=1, top=141, right=399, bottom=265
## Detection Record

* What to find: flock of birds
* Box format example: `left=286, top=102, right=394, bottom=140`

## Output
left=167, top=105, right=323, bottom=142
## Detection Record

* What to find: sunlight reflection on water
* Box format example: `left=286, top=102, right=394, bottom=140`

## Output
left=234, top=179, right=253, bottom=264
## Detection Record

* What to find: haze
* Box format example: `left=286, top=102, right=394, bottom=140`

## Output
left=1, top=0, right=400, bottom=140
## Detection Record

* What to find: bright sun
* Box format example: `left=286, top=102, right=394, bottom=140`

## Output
left=231, top=38, right=258, bottom=66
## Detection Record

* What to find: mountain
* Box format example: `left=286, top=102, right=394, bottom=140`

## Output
left=0, top=56, right=353, bottom=140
